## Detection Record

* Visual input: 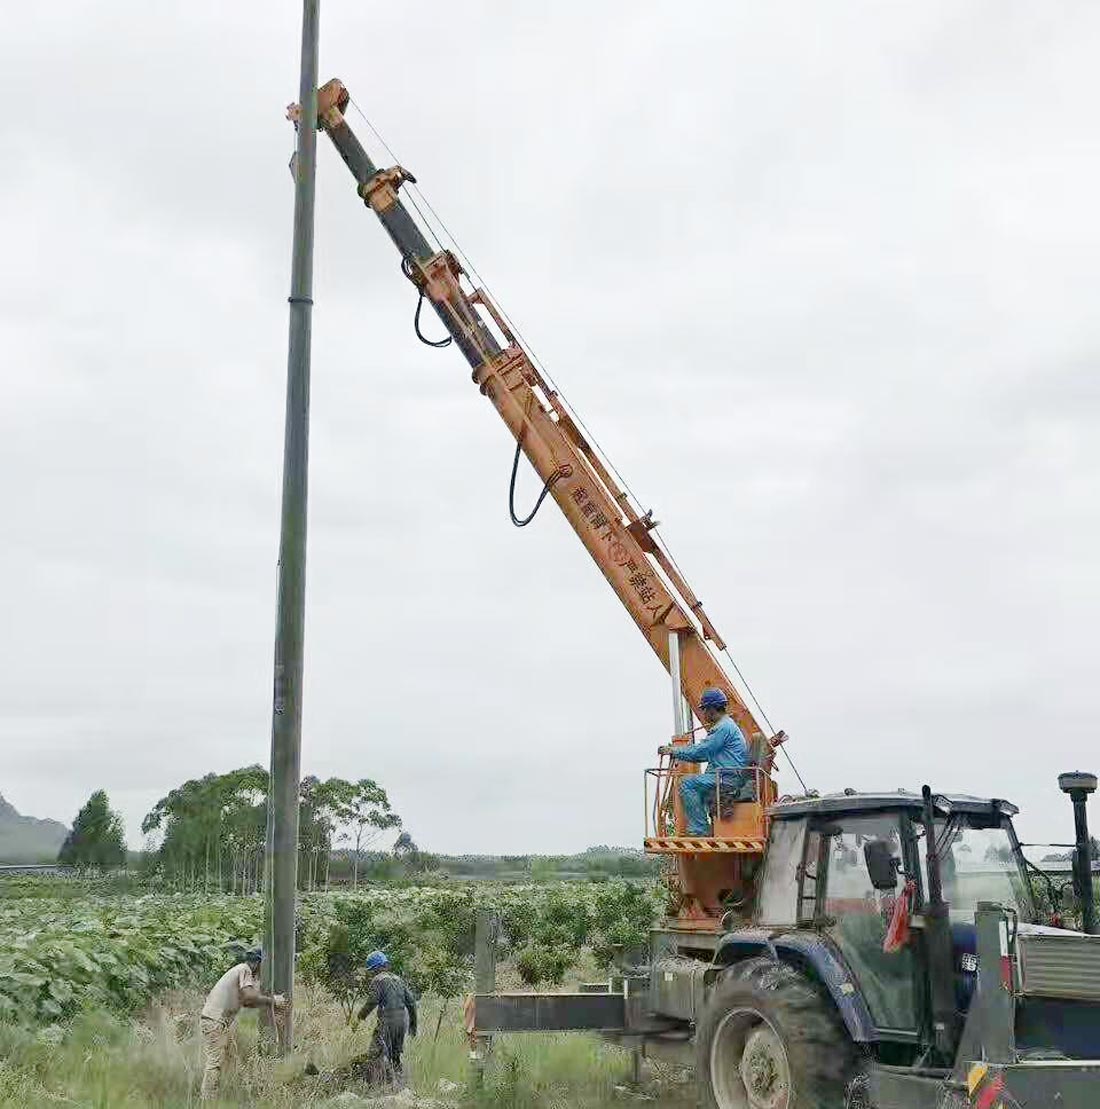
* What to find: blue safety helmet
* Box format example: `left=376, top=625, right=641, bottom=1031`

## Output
left=244, top=947, right=263, bottom=965
left=699, top=689, right=728, bottom=711
left=365, top=951, right=389, bottom=972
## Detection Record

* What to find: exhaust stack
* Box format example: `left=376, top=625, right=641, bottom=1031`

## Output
left=1059, top=771, right=1098, bottom=935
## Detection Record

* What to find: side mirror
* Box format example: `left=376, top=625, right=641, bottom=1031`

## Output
left=864, top=839, right=900, bottom=891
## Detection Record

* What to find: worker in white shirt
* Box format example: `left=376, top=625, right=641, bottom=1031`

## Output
left=199, top=947, right=286, bottom=1100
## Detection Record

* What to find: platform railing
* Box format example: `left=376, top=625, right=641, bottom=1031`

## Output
left=645, top=759, right=772, bottom=848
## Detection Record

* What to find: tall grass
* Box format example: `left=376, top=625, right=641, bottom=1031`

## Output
left=0, top=987, right=694, bottom=1108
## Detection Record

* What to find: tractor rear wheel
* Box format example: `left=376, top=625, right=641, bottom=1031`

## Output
left=696, top=957, right=856, bottom=1109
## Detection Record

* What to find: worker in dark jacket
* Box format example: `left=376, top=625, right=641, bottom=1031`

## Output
left=357, top=951, right=418, bottom=1085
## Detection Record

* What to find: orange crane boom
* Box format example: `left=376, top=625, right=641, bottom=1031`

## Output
left=293, top=80, right=785, bottom=919
left=298, top=79, right=760, bottom=734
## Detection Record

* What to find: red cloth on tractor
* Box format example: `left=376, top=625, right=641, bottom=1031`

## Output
left=883, top=881, right=917, bottom=954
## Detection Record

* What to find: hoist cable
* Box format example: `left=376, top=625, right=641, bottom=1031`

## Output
left=721, top=647, right=776, bottom=736
left=351, top=100, right=684, bottom=566
left=349, top=98, right=444, bottom=255
left=720, top=645, right=809, bottom=793
left=350, top=100, right=798, bottom=778
left=349, top=102, right=646, bottom=527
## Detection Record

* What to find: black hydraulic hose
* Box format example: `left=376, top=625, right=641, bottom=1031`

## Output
left=413, top=290, right=452, bottom=348
left=508, top=439, right=555, bottom=527
left=400, top=255, right=452, bottom=348
left=397, top=253, right=551, bottom=525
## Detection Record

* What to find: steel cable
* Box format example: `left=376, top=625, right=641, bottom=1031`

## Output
left=348, top=99, right=810, bottom=789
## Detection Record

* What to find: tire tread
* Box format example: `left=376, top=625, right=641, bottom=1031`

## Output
left=696, top=956, right=855, bottom=1109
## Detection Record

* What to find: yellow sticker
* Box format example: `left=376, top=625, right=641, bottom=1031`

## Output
left=967, top=1062, right=989, bottom=1095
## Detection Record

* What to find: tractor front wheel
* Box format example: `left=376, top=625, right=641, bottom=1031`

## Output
left=696, top=957, right=856, bottom=1109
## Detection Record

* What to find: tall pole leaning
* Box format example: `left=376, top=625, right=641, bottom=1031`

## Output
left=264, top=0, right=320, bottom=1053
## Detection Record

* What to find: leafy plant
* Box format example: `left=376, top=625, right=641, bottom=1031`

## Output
left=298, top=897, right=415, bottom=1023
left=58, top=791, right=126, bottom=871
left=0, top=879, right=661, bottom=1026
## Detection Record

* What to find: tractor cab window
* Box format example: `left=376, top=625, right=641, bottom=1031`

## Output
left=756, top=818, right=806, bottom=927
left=821, top=813, right=918, bottom=1032
left=914, top=817, right=1034, bottom=922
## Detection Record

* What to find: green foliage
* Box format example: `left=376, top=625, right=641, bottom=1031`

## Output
left=0, top=880, right=661, bottom=1027
left=515, top=945, right=573, bottom=987
left=299, top=890, right=473, bottom=1021
left=298, top=903, right=370, bottom=1023
left=435, top=849, right=661, bottom=882
left=0, top=893, right=262, bottom=1025
left=394, top=831, right=437, bottom=877
left=506, top=882, right=660, bottom=986
left=589, top=882, right=658, bottom=968
left=57, top=790, right=125, bottom=871
left=326, top=778, right=402, bottom=888
left=299, top=897, right=416, bottom=1023
left=529, top=857, right=558, bottom=883
left=141, top=766, right=268, bottom=892
left=139, top=769, right=401, bottom=894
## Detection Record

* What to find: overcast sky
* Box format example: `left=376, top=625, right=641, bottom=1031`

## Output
left=2, top=3, right=1098, bottom=855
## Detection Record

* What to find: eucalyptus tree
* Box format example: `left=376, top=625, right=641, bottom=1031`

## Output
left=329, top=778, right=401, bottom=888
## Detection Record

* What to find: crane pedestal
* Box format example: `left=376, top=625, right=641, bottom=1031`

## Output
left=645, top=763, right=775, bottom=925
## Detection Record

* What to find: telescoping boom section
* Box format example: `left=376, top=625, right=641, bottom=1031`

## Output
left=292, top=80, right=786, bottom=922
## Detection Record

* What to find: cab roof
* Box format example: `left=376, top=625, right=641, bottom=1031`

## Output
left=769, top=790, right=1019, bottom=819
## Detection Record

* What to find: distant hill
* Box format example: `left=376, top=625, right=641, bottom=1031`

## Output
left=0, top=794, right=68, bottom=863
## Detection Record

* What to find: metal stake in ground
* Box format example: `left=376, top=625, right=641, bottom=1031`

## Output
left=264, top=0, right=320, bottom=1054
left=470, top=909, right=497, bottom=1080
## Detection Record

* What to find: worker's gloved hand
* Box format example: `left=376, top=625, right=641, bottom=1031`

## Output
left=658, top=745, right=673, bottom=757
left=273, top=993, right=288, bottom=1011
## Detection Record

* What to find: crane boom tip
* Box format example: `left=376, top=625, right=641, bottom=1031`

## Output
left=287, top=77, right=349, bottom=128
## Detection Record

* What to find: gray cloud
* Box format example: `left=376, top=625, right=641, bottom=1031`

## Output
left=3, top=2, right=1098, bottom=853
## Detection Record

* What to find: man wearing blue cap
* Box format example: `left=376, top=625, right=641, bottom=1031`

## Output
left=659, top=688, right=748, bottom=835
left=357, top=951, right=418, bottom=1085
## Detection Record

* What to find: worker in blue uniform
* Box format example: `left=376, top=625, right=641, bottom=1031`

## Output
left=358, top=951, right=417, bottom=1085
left=659, top=688, right=748, bottom=835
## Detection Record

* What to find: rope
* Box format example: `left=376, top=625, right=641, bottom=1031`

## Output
left=508, top=440, right=556, bottom=527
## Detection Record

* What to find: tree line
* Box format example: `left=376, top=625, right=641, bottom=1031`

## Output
left=140, top=767, right=400, bottom=892
left=56, top=778, right=658, bottom=887
left=57, top=770, right=403, bottom=892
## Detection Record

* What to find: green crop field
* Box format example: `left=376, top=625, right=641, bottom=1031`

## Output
left=0, top=877, right=687, bottom=1108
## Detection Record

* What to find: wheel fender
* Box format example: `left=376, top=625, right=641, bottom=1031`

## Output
left=714, top=930, right=877, bottom=1044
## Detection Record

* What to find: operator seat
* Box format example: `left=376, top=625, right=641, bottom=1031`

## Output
left=714, top=734, right=767, bottom=820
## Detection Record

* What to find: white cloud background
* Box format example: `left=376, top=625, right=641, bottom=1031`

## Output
left=2, top=2, right=1098, bottom=853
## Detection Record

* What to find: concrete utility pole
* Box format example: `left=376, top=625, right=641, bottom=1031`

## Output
left=264, top=0, right=320, bottom=1052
